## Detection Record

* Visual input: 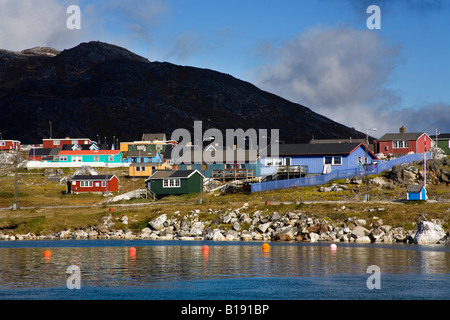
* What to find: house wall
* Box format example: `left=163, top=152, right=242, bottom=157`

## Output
left=260, top=146, right=376, bottom=175
left=57, top=152, right=122, bottom=164
left=377, top=135, right=432, bottom=155
left=43, top=139, right=91, bottom=149
left=147, top=173, right=203, bottom=195
left=0, top=140, right=21, bottom=151
left=70, top=177, right=119, bottom=193
left=436, top=139, right=450, bottom=155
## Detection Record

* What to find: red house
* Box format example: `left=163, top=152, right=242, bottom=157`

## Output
left=67, top=175, right=119, bottom=194
left=43, top=138, right=92, bottom=149
left=374, top=127, right=432, bottom=156
left=0, top=140, right=21, bottom=151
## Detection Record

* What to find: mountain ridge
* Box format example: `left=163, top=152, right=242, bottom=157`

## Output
left=0, top=41, right=366, bottom=144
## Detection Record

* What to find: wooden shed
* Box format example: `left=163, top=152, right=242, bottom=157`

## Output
left=407, top=185, right=427, bottom=201
left=145, top=170, right=204, bottom=197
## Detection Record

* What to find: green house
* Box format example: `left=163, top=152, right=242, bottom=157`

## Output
left=430, top=134, right=450, bottom=155
left=145, top=170, right=204, bottom=197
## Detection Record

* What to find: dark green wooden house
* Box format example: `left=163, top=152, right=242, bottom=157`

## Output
left=145, top=170, right=204, bottom=196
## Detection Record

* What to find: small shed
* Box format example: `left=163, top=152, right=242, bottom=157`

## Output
left=145, top=170, right=204, bottom=197
left=407, top=185, right=427, bottom=201
left=67, top=175, right=119, bottom=194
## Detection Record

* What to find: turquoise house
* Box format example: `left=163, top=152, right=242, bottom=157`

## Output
left=54, top=150, right=123, bottom=167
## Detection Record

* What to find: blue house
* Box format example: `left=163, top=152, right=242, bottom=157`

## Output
left=407, top=185, right=427, bottom=200
left=123, top=150, right=162, bottom=164
left=261, top=142, right=378, bottom=178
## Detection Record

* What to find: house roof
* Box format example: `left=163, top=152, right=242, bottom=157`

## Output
left=378, top=132, right=426, bottom=141
left=146, top=169, right=204, bottom=181
left=126, top=150, right=159, bottom=158
left=28, top=148, right=60, bottom=157
left=407, top=185, right=425, bottom=193
left=266, top=142, right=377, bottom=158
left=61, top=143, right=99, bottom=150
left=58, top=150, right=121, bottom=155
left=70, top=175, right=117, bottom=181
left=142, top=133, right=166, bottom=141
left=429, top=133, right=450, bottom=140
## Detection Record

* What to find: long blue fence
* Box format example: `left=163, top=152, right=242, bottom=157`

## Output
left=251, top=152, right=431, bottom=192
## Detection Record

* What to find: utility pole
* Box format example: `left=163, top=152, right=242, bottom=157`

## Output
left=13, top=147, right=19, bottom=210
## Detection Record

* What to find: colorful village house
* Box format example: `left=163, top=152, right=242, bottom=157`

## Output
left=42, top=137, right=93, bottom=149
left=145, top=170, right=204, bottom=197
left=260, top=142, right=378, bottom=179
left=67, top=175, right=119, bottom=194
left=54, top=149, right=123, bottom=167
left=0, top=139, right=21, bottom=151
left=129, top=162, right=171, bottom=177
left=374, top=126, right=432, bottom=157
left=430, top=133, right=450, bottom=155
left=407, top=185, right=427, bottom=201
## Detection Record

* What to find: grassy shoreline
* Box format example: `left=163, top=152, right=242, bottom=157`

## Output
left=0, top=159, right=449, bottom=237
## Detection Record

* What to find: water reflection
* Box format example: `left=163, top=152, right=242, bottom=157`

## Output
left=0, top=242, right=448, bottom=290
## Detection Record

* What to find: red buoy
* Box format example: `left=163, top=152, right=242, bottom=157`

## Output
left=44, top=250, right=52, bottom=257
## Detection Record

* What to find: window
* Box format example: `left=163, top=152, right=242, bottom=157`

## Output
left=72, top=181, right=76, bottom=186
left=393, top=140, right=409, bottom=149
left=80, top=181, right=93, bottom=187
left=72, top=156, right=82, bottom=162
left=72, top=140, right=77, bottom=144
left=102, top=181, right=106, bottom=187
left=59, top=156, right=68, bottom=162
left=163, top=179, right=181, bottom=188
left=324, top=156, right=342, bottom=165
left=94, top=156, right=99, bottom=162
left=186, top=164, right=193, bottom=170
left=136, top=166, right=141, bottom=172
left=108, top=155, right=114, bottom=162
left=95, top=182, right=100, bottom=187
left=0, top=141, right=5, bottom=147
left=53, top=140, right=60, bottom=146
left=333, top=156, right=342, bottom=165
left=358, top=156, right=363, bottom=165
left=265, top=158, right=282, bottom=166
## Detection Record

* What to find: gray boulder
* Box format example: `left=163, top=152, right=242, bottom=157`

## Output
left=149, top=214, right=167, bottom=231
left=414, top=221, right=446, bottom=244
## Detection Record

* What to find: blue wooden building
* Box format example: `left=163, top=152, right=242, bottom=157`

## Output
left=407, top=185, right=427, bottom=201
left=261, top=142, right=378, bottom=178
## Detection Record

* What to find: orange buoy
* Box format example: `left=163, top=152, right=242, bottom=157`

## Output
left=202, top=245, right=209, bottom=254
left=262, top=243, right=270, bottom=252
left=44, top=250, right=52, bottom=257
left=129, top=247, right=136, bottom=255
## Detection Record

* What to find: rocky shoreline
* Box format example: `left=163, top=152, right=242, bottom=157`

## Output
left=2, top=203, right=449, bottom=245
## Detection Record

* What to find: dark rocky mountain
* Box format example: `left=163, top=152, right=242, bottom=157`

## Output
left=0, top=41, right=365, bottom=144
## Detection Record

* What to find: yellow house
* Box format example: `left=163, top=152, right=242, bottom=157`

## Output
left=128, top=162, right=171, bottom=177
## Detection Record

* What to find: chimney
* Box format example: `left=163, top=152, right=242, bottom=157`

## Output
left=399, top=126, right=406, bottom=134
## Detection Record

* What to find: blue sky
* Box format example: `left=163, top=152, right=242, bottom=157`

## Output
left=1, top=0, right=449, bottom=137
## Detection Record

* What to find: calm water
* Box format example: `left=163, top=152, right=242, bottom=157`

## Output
left=0, top=240, right=448, bottom=300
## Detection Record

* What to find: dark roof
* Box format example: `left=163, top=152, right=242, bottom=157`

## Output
left=310, top=138, right=366, bottom=144
left=407, top=185, right=425, bottom=193
left=266, top=143, right=375, bottom=157
left=126, top=150, right=158, bottom=157
left=146, top=169, right=204, bottom=180
left=70, top=175, right=116, bottom=181
left=378, top=132, right=426, bottom=141
left=429, top=133, right=450, bottom=140
left=28, top=148, right=60, bottom=157
left=61, top=143, right=98, bottom=150
left=142, top=133, right=166, bottom=141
